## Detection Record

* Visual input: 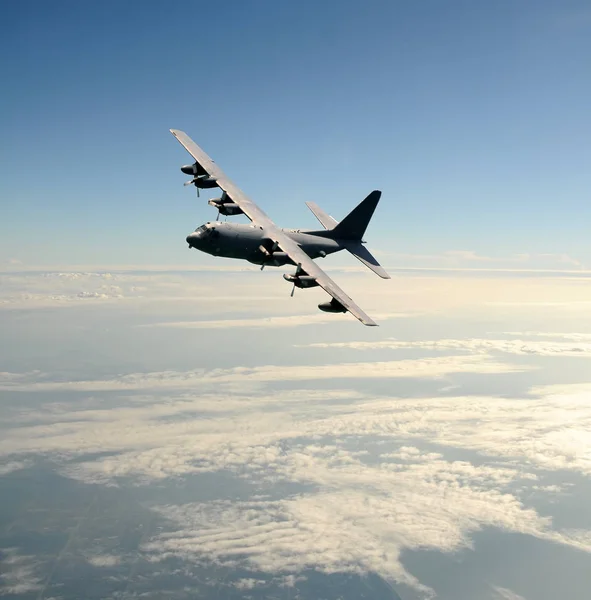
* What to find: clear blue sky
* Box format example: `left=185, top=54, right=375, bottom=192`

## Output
left=1, top=0, right=590, bottom=266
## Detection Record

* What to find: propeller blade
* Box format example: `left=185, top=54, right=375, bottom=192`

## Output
left=290, top=283, right=295, bottom=297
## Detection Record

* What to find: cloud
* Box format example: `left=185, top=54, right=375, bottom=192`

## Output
left=0, top=460, right=32, bottom=476
left=234, top=578, right=267, bottom=589
left=303, top=337, right=591, bottom=357
left=493, top=586, right=527, bottom=600
left=1, top=339, right=590, bottom=594
left=143, top=311, right=411, bottom=329
left=382, top=250, right=586, bottom=271
left=0, top=549, right=42, bottom=595
left=86, top=554, right=122, bottom=568
left=499, top=331, right=591, bottom=341
left=141, top=451, right=588, bottom=596
left=0, top=270, right=286, bottom=310
left=0, top=354, right=529, bottom=393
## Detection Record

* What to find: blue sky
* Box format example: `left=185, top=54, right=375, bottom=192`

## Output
left=1, top=0, right=591, bottom=266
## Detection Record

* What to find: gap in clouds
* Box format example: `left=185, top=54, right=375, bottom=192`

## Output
left=401, top=528, right=590, bottom=600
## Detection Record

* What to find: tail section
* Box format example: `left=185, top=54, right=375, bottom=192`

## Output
left=330, top=190, right=381, bottom=241
left=305, top=190, right=389, bottom=279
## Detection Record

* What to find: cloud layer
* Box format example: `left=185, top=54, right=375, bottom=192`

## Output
left=304, top=335, right=591, bottom=357
left=1, top=350, right=590, bottom=596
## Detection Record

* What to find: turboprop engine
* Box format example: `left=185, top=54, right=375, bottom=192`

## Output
left=208, top=198, right=243, bottom=217
left=283, top=274, right=319, bottom=289
left=180, top=163, right=217, bottom=194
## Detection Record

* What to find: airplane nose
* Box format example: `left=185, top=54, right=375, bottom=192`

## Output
left=186, top=233, right=199, bottom=248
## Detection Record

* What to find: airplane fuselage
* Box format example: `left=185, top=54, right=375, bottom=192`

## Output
left=186, top=221, right=343, bottom=267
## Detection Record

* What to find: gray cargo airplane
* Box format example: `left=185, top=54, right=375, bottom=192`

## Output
left=171, top=129, right=390, bottom=326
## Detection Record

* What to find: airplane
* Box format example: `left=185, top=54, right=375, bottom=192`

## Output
left=170, top=129, right=390, bottom=326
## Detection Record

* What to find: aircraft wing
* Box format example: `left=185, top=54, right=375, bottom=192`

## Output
left=170, top=129, right=378, bottom=326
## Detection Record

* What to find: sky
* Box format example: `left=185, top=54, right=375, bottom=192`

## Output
left=1, top=0, right=591, bottom=267
left=1, top=2, right=591, bottom=600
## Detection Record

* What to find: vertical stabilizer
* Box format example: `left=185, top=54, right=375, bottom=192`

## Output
left=330, top=190, right=381, bottom=241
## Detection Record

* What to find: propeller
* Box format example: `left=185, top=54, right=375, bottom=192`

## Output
left=290, top=263, right=303, bottom=298
left=184, top=175, right=206, bottom=197
left=260, top=241, right=281, bottom=272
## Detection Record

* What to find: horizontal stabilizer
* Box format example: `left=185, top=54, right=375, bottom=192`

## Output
left=305, top=201, right=338, bottom=230
left=346, top=243, right=390, bottom=279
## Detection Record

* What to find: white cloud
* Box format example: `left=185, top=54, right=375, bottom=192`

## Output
left=382, top=250, right=586, bottom=271
left=143, top=311, right=411, bottom=329
left=141, top=453, right=585, bottom=596
left=0, top=354, right=529, bottom=393
left=86, top=554, right=122, bottom=567
left=2, top=340, right=591, bottom=594
left=303, top=337, right=591, bottom=357
left=1, top=375, right=590, bottom=594
left=0, top=549, right=42, bottom=595
left=4, top=268, right=591, bottom=320
left=493, top=586, right=527, bottom=600
left=0, top=460, right=32, bottom=476
left=499, top=331, right=591, bottom=341
left=234, top=577, right=266, bottom=589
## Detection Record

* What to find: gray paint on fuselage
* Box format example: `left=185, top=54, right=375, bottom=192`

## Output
left=186, top=221, right=343, bottom=266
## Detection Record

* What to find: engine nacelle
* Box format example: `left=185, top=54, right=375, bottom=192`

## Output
left=283, top=274, right=319, bottom=289
left=181, top=162, right=208, bottom=176
left=262, top=251, right=292, bottom=267
left=208, top=199, right=243, bottom=216
left=194, top=177, right=218, bottom=189
left=318, top=298, right=347, bottom=313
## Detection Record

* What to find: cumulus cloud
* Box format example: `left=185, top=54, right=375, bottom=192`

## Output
left=141, top=453, right=587, bottom=596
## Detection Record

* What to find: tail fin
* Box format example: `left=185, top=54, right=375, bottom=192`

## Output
left=330, top=190, right=381, bottom=241
left=305, top=191, right=389, bottom=279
